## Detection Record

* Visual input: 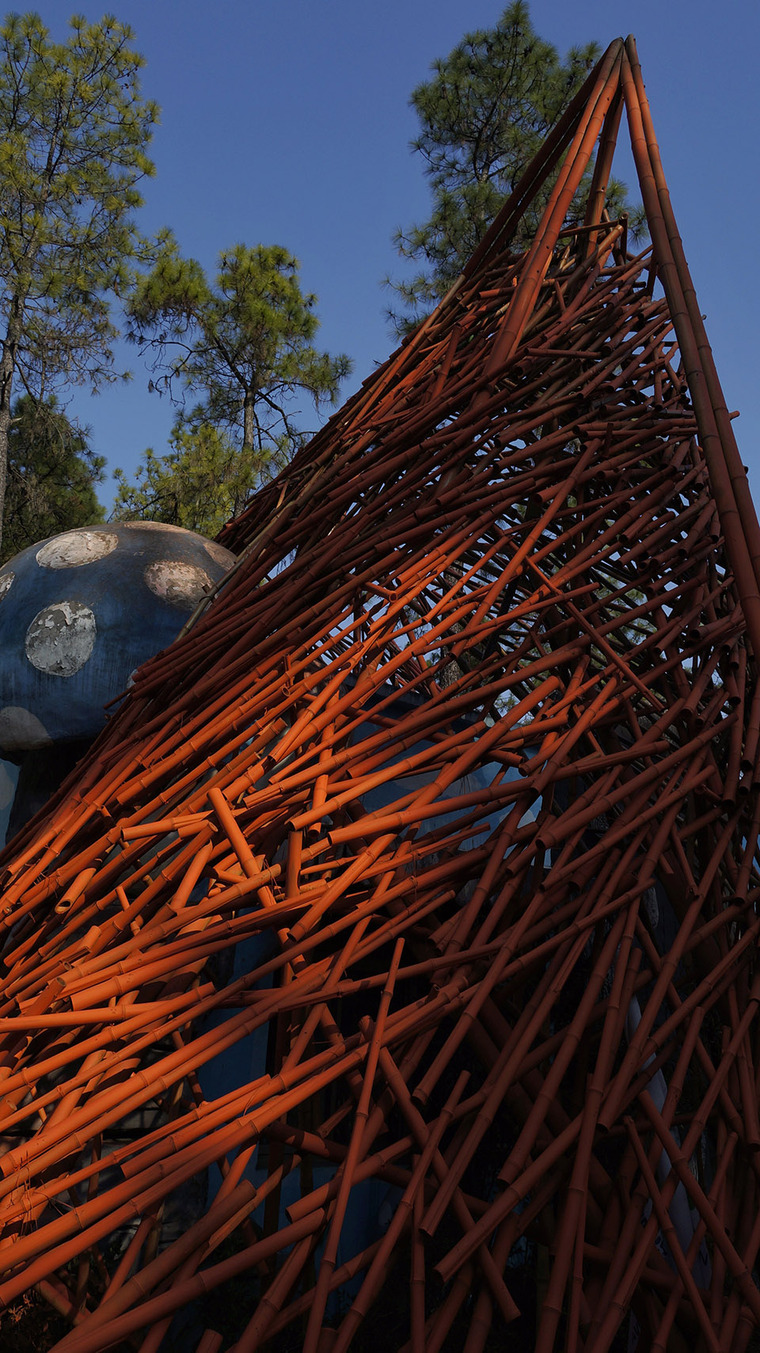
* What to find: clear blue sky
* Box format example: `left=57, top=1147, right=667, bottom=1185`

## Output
left=23, top=0, right=760, bottom=513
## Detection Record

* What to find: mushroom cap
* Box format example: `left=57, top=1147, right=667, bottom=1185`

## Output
left=0, top=522, right=236, bottom=756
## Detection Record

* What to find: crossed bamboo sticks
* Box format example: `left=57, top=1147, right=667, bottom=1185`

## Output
left=0, top=34, right=757, bottom=1353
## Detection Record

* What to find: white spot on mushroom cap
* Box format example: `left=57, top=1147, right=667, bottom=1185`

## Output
left=0, top=571, right=14, bottom=600
left=204, top=540, right=236, bottom=568
left=36, top=529, right=118, bottom=569
left=25, top=602, right=97, bottom=676
left=0, top=706, right=52, bottom=752
left=123, top=521, right=194, bottom=534
left=144, top=560, right=213, bottom=610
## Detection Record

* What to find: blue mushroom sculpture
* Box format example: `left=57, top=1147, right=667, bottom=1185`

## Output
left=0, top=521, right=236, bottom=756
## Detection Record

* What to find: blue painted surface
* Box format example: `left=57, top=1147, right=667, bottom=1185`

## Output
left=0, top=523, right=235, bottom=752
left=0, top=760, right=18, bottom=846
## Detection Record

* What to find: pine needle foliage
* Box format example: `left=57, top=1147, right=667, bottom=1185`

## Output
left=3, top=395, right=105, bottom=564
left=0, top=10, right=158, bottom=549
left=389, top=1, right=645, bottom=330
left=127, top=239, right=352, bottom=477
left=112, top=420, right=258, bottom=539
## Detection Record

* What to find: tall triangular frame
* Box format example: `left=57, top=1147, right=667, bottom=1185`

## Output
left=0, top=37, right=757, bottom=1353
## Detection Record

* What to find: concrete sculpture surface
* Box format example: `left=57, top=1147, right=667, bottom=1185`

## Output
left=0, top=522, right=235, bottom=752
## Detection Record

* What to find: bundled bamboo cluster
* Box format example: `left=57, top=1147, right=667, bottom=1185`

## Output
left=0, top=35, right=757, bottom=1353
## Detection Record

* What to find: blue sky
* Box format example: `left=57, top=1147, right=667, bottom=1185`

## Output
left=23, top=0, right=760, bottom=512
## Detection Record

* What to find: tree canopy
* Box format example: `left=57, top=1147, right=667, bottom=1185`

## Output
left=126, top=239, right=352, bottom=486
left=2, top=395, right=105, bottom=563
left=0, top=10, right=158, bottom=550
left=112, top=420, right=255, bottom=539
left=389, top=1, right=644, bottom=328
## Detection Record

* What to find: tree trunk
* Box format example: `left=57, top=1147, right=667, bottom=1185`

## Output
left=243, top=388, right=255, bottom=454
left=0, top=299, right=23, bottom=556
left=0, top=379, right=12, bottom=556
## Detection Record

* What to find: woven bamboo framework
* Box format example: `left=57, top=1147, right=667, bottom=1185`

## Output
left=0, top=35, right=758, bottom=1353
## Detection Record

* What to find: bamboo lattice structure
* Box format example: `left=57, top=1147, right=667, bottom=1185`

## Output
left=0, top=34, right=758, bottom=1353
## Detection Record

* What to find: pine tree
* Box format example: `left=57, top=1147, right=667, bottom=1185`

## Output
left=389, top=1, right=644, bottom=329
left=127, top=240, right=352, bottom=481
left=0, top=11, right=158, bottom=550
left=3, top=395, right=105, bottom=563
left=112, top=420, right=257, bottom=538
